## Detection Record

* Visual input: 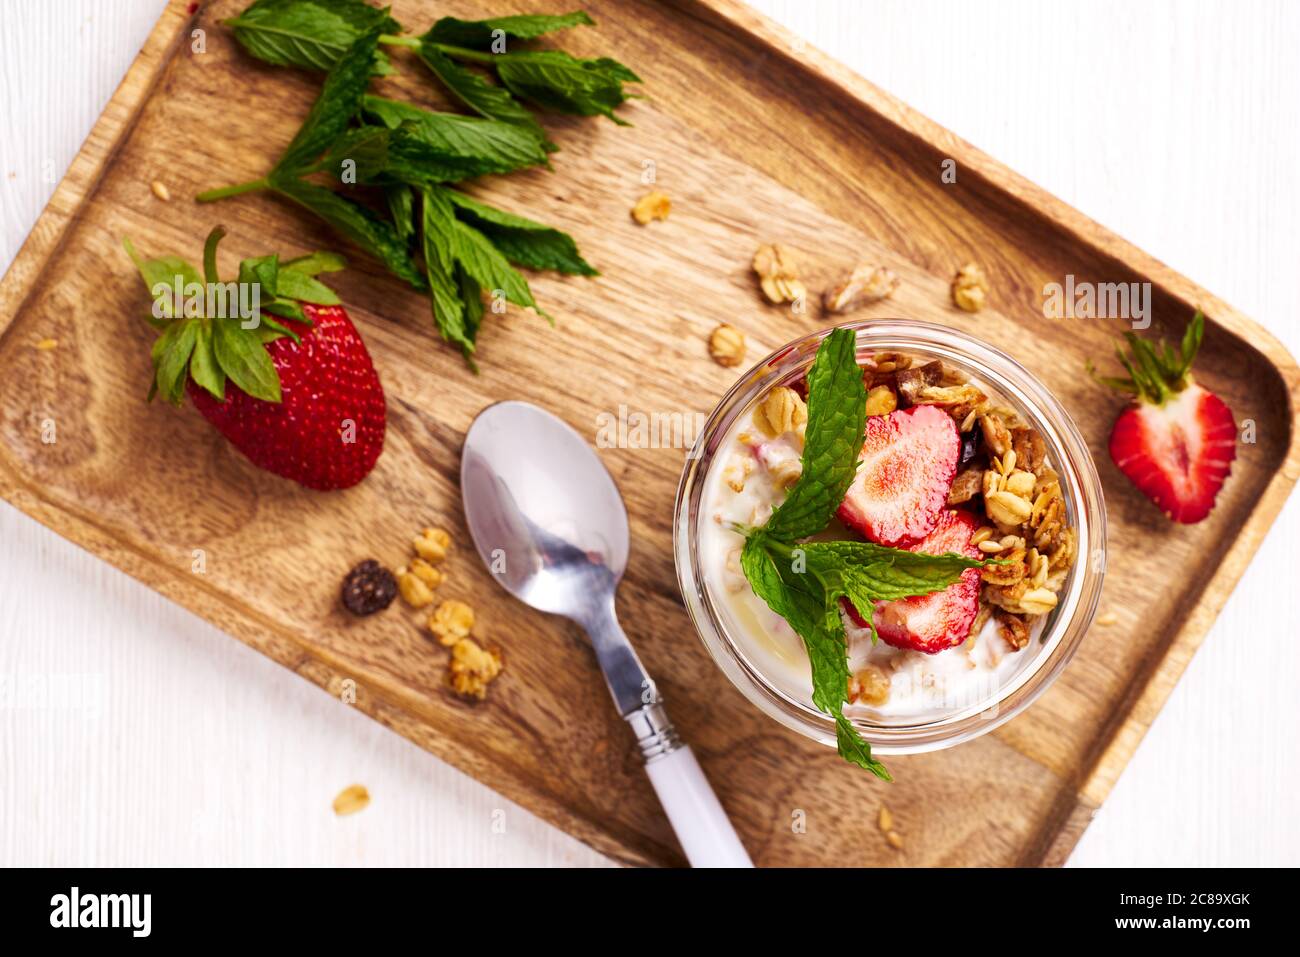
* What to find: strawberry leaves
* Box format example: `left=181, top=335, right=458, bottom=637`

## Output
left=1088, top=310, right=1206, bottom=405
left=737, top=329, right=992, bottom=777
left=125, top=226, right=345, bottom=406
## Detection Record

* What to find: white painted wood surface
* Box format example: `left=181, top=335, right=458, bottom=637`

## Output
left=2, top=0, right=1297, bottom=867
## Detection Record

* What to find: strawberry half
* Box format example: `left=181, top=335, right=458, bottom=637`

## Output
left=836, top=404, right=959, bottom=546
left=126, top=227, right=385, bottom=491
left=1092, top=311, right=1236, bottom=523
left=843, top=508, right=982, bottom=654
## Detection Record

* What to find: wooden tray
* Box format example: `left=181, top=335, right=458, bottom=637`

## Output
left=1, top=0, right=1297, bottom=867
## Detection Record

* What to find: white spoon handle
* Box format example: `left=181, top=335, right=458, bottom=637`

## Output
left=642, top=743, right=753, bottom=868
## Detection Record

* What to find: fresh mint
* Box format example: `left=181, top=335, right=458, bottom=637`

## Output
left=421, top=12, right=594, bottom=48
left=738, top=328, right=989, bottom=778
left=225, top=0, right=398, bottom=73
left=201, top=2, right=635, bottom=368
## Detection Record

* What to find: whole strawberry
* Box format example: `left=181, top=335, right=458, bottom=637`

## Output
left=1091, top=311, right=1236, bottom=523
left=125, top=227, right=385, bottom=490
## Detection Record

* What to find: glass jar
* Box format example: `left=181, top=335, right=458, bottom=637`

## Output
left=673, top=320, right=1106, bottom=754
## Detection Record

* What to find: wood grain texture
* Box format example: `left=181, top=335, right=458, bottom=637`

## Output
left=1, top=0, right=1297, bottom=867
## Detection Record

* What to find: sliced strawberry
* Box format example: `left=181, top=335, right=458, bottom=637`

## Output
left=836, top=404, right=959, bottom=546
left=1109, top=383, right=1236, bottom=523
left=1093, top=311, right=1237, bottom=524
left=842, top=509, right=982, bottom=654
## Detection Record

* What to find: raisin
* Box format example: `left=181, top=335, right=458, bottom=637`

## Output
left=341, top=560, right=397, bottom=616
left=959, top=427, right=982, bottom=467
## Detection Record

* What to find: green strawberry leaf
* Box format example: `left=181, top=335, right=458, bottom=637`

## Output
left=153, top=318, right=200, bottom=404
left=764, top=327, right=866, bottom=541
left=226, top=0, right=398, bottom=74
left=237, top=254, right=280, bottom=299
left=413, top=39, right=552, bottom=148
left=123, top=237, right=203, bottom=320
left=213, top=319, right=282, bottom=403
left=422, top=11, right=594, bottom=48
left=446, top=189, right=596, bottom=275
left=189, top=320, right=227, bottom=400
left=274, top=268, right=340, bottom=304
left=281, top=250, right=347, bottom=275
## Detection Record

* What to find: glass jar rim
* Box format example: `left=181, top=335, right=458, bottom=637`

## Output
left=673, top=319, right=1107, bottom=754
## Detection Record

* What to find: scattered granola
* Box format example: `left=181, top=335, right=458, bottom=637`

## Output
left=951, top=262, right=989, bottom=313
left=34, top=338, right=58, bottom=351
left=412, top=527, right=451, bottom=563
left=753, top=385, right=807, bottom=438
left=708, top=323, right=746, bottom=367
left=396, top=563, right=438, bottom=608
left=429, top=599, right=475, bottom=646
left=447, top=637, right=503, bottom=701
left=631, top=190, right=670, bottom=224
left=878, top=805, right=894, bottom=832
left=332, top=784, right=370, bottom=816
left=1096, top=610, right=1119, bottom=627
left=848, top=664, right=891, bottom=706
left=340, top=559, right=398, bottom=616
left=885, top=830, right=904, bottom=850
left=823, top=264, right=899, bottom=313
left=752, top=243, right=807, bottom=305
left=150, top=180, right=171, bottom=202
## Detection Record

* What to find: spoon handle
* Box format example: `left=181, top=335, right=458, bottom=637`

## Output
left=627, top=704, right=754, bottom=868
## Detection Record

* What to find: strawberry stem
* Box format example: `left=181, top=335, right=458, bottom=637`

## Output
left=202, top=225, right=226, bottom=285
left=195, top=177, right=270, bottom=203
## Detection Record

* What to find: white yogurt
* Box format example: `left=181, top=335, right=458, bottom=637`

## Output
left=700, top=406, right=1043, bottom=723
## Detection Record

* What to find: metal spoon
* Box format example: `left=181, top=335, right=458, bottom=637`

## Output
left=460, top=400, right=752, bottom=868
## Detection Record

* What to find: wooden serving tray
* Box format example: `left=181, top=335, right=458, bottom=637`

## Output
left=2, top=0, right=1297, bottom=867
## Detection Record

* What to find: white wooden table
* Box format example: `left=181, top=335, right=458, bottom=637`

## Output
left=2, top=0, right=1297, bottom=867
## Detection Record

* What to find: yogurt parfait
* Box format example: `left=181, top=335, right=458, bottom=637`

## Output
left=675, top=321, right=1105, bottom=767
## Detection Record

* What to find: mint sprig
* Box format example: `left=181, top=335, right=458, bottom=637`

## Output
left=199, top=2, right=634, bottom=368
left=737, top=328, right=989, bottom=778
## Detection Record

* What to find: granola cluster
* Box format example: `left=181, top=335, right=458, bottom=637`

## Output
left=345, top=524, right=505, bottom=701
left=862, top=352, right=1076, bottom=650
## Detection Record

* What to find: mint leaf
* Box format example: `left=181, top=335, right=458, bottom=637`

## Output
left=385, top=185, right=416, bottom=244
left=423, top=12, right=594, bottom=48
left=799, top=540, right=983, bottom=603
left=270, top=174, right=427, bottom=289
left=457, top=265, right=485, bottom=345
left=227, top=0, right=398, bottom=74
left=765, top=327, right=866, bottom=540
left=446, top=190, right=596, bottom=275
left=359, top=96, right=549, bottom=180
left=450, top=218, right=546, bottom=320
left=274, top=28, right=381, bottom=174
left=413, top=43, right=552, bottom=149
left=419, top=185, right=472, bottom=358
left=494, top=50, right=640, bottom=123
